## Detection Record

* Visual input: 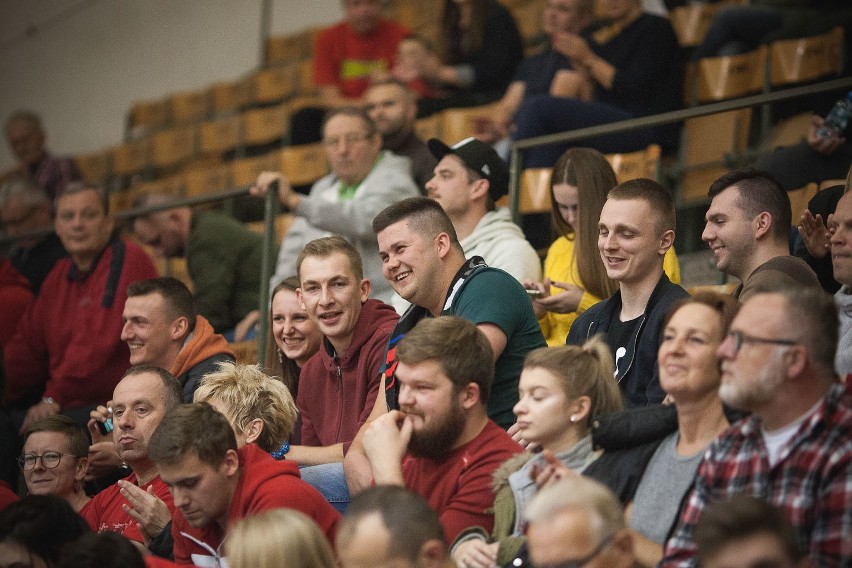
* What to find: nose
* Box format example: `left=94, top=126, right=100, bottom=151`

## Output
left=318, top=285, right=334, bottom=306
left=425, top=176, right=438, bottom=195
left=601, top=232, right=617, bottom=251
left=120, top=321, right=133, bottom=341
left=397, top=383, right=414, bottom=407
left=701, top=222, right=714, bottom=243
left=172, top=487, right=190, bottom=509
left=512, top=398, right=526, bottom=417
left=830, top=225, right=844, bottom=246
left=116, top=410, right=133, bottom=431
left=717, top=334, right=735, bottom=360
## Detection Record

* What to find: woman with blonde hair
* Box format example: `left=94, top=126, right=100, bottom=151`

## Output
left=524, top=147, right=680, bottom=345
left=194, top=362, right=298, bottom=459
left=225, top=508, right=336, bottom=568
left=451, top=336, right=624, bottom=568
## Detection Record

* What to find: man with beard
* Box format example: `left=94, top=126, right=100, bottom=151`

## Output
left=362, top=316, right=522, bottom=542
left=661, top=287, right=852, bottom=568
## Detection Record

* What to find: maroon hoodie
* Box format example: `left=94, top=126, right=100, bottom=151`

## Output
left=297, top=298, right=399, bottom=452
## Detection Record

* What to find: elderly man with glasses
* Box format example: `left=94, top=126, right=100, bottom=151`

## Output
left=661, top=286, right=852, bottom=567
left=253, top=107, right=419, bottom=306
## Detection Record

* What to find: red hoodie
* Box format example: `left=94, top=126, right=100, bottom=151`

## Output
left=298, top=298, right=399, bottom=452
left=171, top=444, right=340, bottom=565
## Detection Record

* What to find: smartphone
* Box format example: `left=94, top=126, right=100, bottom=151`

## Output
left=525, top=288, right=543, bottom=297
left=97, top=408, right=113, bottom=435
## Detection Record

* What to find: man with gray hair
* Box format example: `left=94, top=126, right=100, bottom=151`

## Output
left=0, top=174, right=66, bottom=293
left=3, top=110, right=80, bottom=201
left=662, top=286, right=852, bottom=567
left=525, top=475, right=635, bottom=568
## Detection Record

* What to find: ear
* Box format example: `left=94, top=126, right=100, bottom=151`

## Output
left=75, top=455, right=89, bottom=482
left=609, top=528, right=634, bottom=566
left=418, top=539, right=448, bottom=568
left=221, top=448, right=240, bottom=477
left=370, top=131, right=383, bottom=153
left=784, top=344, right=808, bottom=379
left=569, top=395, right=592, bottom=423
left=103, top=214, right=116, bottom=235
left=459, top=382, right=481, bottom=410
left=658, top=229, right=674, bottom=256
left=753, top=211, right=773, bottom=240
left=359, top=278, right=372, bottom=303
left=243, top=418, right=264, bottom=445
left=170, top=316, right=190, bottom=341
left=296, top=288, right=306, bottom=310
left=469, top=178, right=489, bottom=202
left=434, top=232, right=452, bottom=260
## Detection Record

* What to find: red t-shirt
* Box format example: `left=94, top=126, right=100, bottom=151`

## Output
left=313, top=19, right=409, bottom=99
left=80, top=472, right=174, bottom=544
left=403, top=420, right=523, bottom=542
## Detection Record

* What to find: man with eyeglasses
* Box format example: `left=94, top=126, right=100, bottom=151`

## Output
left=525, top=475, right=635, bottom=568
left=661, top=286, right=852, bottom=567
left=254, top=107, right=419, bottom=306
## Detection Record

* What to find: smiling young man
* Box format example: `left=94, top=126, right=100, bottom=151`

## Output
left=566, top=178, right=688, bottom=407
left=122, top=277, right=233, bottom=402
left=362, top=317, right=521, bottom=543
left=289, top=236, right=398, bottom=511
left=702, top=169, right=819, bottom=302
left=149, top=402, right=339, bottom=566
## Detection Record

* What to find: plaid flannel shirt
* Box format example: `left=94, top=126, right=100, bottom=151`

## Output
left=661, top=380, right=852, bottom=568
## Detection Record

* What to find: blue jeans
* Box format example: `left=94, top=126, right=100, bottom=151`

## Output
left=299, top=462, right=350, bottom=514
left=692, top=6, right=784, bottom=60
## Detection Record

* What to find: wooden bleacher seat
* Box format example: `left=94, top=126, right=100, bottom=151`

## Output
left=75, top=150, right=110, bottom=185
left=279, top=143, right=329, bottom=187
left=607, top=144, right=662, bottom=183
left=129, top=99, right=168, bottom=134
left=769, top=27, right=844, bottom=87
left=108, top=189, right=133, bottom=215
left=414, top=114, right=442, bottom=142
left=230, top=153, right=281, bottom=188
left=169, top=89, right=211, bottom=124
left=250, top=65, right=298, bottom=106
left=677, top=108, right=752, bottom=205
left=296, top=59, right=316, bottom=96
left=687, top=283, right=738, bottom=296
left=242, top=104, right=289, bottom=147
left=515, top=167, right=552, bottom=215
left=209, top=78, right=253, bottom=116
left=129, top=175, right=186, bottom=202
left=265, top=34, right=298, bottom=67
left=788, top=182, right=819, bottom=222
left=670, top=2, right=724, bottom=48
left=690, top=47, right=766, bottom=104
left=230, top=339, right=258, bottom=365
left=199, top=115, right=242, bottom=157
left=506, top=0, right=544, bottom=52
left=152, top=125, right=198, bottom=171
left=819, top=179, right=845, bottom=190
left=246, top=213, right=296, bottom=243
left=111, top=138, right=153, bottom=178
left=183, top=163, right=231, bottom=197
left=439, top=104, right=498, bottom=145
left=763, top=112, right=812, bottom=150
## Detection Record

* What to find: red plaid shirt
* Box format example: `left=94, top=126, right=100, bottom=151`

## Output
left=661, top=380, right=852, bottom=568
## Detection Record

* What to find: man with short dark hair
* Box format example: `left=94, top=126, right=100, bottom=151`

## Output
left=0, top=174, right=66, bottom=294
left=289, top=236, right=398, bottom=512
left=123, top=277, right=234, bottom=402
left=3, top=110, right=80, bottom=201
left=150, top=402, right=340, bottom=566
left=702, top=168, right=820, bottom=302
left=362, top=317, right=522, bottom=542
left=338, top=486, right=454, bottom=568
left=567, top=178, right=688, bottom=407
left=131, top=194, right=265, bottom=337
left=4, top=182, right=157, bottom=433
left=254, top=108, right=419, bottom=305
left=694, top=496, right=810, bottom=568
left=81, top=365, right=181, bottom=550
left=661, top=287, right=852, bottom=567
left=363, top=79, right=436, bottom=192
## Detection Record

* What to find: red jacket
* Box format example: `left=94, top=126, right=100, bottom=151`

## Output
left=0, top=259, right=32, bottom=346
left=172, top=444, right=340, bottom=565
left=3, top=238, right=157, bottom=408
left=298, top=299, right=398, bottom=452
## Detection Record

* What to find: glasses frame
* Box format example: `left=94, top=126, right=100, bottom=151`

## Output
left=17, top=451, right=78, bottom=471
left=726, top=330, right=799, bottom=356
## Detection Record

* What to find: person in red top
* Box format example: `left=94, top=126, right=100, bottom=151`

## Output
left=4, top=182, right=157, bottom=435
left=149, top=402, right=340, bottom=566
left=0, top=259, right=31, bottom=346
left=289, top=236, right=398, bottom=512
left=81, top=365, right=182, bottom=555
left=363, top=316, right=523, bottom=542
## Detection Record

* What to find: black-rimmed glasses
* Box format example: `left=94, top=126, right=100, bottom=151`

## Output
left=17, top=451, right=79, bottom=471
left=726, top=330, right=798, bottom=356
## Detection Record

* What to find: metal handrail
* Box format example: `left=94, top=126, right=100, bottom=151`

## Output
left=508, top=76, right=852, bottom=222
